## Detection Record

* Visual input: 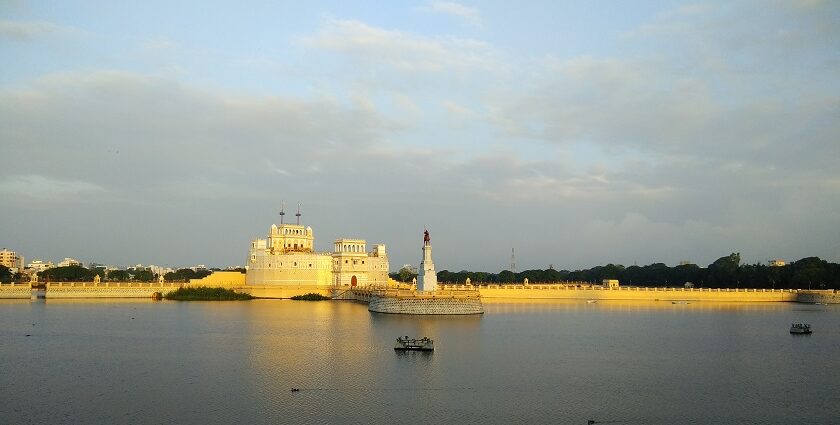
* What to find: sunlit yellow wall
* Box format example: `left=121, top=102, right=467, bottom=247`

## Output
left=471, top=286, right=802, bottom=302
left=0, top=283, right=32, bottom=299
left=187, top=271, right=247, bottom=287
left=235, top=285, right=331, bottom=299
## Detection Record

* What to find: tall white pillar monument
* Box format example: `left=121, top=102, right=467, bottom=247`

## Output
left=418, top=229, right=438, bottom=292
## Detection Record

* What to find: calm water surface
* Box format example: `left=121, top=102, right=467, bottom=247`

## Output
left=1, top=299, right=838, bottom=424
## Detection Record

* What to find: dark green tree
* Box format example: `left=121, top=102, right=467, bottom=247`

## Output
left=133, top=270, right=155, bottom=282
left=497, top=270, right=516, bottom=283
left=40, top=265, right=95, bottom=282
left=396, top=266, right=417, bottom=283
left=0, top=265, right=12, bottom=283
left=789, top=257, right=828, bottom=289
left=107, top=269, right=130, bottom=281
left=707, top=253, right=741, bottom=287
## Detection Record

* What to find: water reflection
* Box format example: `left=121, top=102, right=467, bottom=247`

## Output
left=2, top=298, right=838, bottom=424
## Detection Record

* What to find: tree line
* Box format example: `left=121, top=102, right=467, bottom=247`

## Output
left=392, top=253, right=840, bottom=290
left=22, top=266, right=221, bottom=282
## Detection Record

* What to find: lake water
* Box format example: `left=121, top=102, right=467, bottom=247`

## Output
left=1, top=299, right=838, bottom=424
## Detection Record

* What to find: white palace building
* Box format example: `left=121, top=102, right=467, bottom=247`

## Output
left=245, top=218, right=390, bottom=288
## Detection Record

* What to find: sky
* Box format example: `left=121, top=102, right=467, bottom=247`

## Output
left=1, top=0, right=839, bottom=271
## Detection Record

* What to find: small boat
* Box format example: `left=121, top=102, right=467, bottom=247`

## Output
left=672, top=301, right=690, bottom=305
left=394, top=336, right=434, bottom=351
left=790, top=323, right=812, bottom=334
left=586, top=300, right=597, bottom=304
left=814, top=302, right=827, bottom=305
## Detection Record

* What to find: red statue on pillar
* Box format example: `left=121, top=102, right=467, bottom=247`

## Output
left=423, top=229, right=430, bottom=246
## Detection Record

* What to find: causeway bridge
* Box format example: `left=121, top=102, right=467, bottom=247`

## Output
left=2, top=280, right=837, bottom=304
left=0, top=282, right=184, bottom=299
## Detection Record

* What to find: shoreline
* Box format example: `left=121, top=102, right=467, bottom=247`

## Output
left=1, top=282, right=838, bottom=304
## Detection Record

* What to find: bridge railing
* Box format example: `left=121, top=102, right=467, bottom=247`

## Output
left=46, top=281, right=184, bottom=288
left=439, top=284, right=803, bottom=293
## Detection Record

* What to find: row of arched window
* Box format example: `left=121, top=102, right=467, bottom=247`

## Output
left=337, top=244, right=365, bottom=252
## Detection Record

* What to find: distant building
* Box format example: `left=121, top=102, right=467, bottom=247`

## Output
left=57, top=257, right=82, bottom=267
left=0, top=248, right=24, bottom=273
left=247, top=220, right=389, bottom=287
left=684, top=282, right=695, bottom=288
left=679, top=260, right=694, bottom=266
left=602, top=279, right=620, bottom=289
left=27, top=259, right=54, bottom=273
left=768, top=259, right=786, bottom=267
left=149, top=265, right=174, bottom=276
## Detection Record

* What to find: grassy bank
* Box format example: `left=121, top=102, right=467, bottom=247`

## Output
left=164, top=286, right=253, bottom=301
left=290, top=293, right=331, bottom=301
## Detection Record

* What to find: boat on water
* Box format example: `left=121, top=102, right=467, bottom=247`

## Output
left=394, top=336, right=434, bottom=351
left=790, top=323, right=812, bottom=334
left=672, top=301, right=690, bottom=305
left=586, top=300, right=597, bottom=304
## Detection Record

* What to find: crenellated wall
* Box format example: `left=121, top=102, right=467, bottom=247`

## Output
left=449, top=284, right=835, bottom=303
left=46, top=282, right=183, bottom=298
left=0, top=283, right=32, bottom=299
left=368, top=296, right=484, bottom=314
left=796, top=291, right=840, bottom=304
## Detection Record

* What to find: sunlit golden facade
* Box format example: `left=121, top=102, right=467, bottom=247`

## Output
left=246, top=223, right=389, bottom=287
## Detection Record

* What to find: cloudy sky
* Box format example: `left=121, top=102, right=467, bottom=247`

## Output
left=1, top=1, right=838, bottom=271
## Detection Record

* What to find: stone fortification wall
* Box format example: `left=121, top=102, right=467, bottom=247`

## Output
left=234, top=285, right=331, bottom=299
left=246, top=253, right=333, bottom=286
left=0, top=283, right=32, bottom=299
left=187, top=271, right=246, bottom=287
left=796, top=291, right=840, bottom=304
left=46, top=282, right=183, bottom=298
left=366, top=255, right=391, bottom=286
left=368, top=295, right=484, bottom=315
left=461, top=284, right=819, bottom=303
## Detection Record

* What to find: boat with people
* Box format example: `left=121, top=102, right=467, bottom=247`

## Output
left=790, top=323, right=812, bottom=334
left=394, top=336, right=434, bottom=351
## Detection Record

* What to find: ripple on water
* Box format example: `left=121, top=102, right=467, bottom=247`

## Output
left=1, top=299, right=838, bottom=424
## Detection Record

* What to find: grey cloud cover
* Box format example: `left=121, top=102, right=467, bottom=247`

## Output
left=1, top=1, right=839, bottom=270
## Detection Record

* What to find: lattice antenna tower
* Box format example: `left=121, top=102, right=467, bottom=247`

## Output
left=279, top=200, right=286, bottom=224
left=511, top=248, right=516, bottom=274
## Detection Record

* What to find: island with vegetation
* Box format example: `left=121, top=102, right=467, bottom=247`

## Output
left=164, top=286, right=253, bottom=301
left=290, top=293, right=331, bottom=301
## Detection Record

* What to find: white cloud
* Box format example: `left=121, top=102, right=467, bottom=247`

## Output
left=419, top=1, right=482, bottom=27
left=2, top=3, right=839, bottom=268
left=0, top=19, right=86, bottom=40
left=0, top=175, right=104, bottom=200
left=297, top=19, right=494, bottom=72
left=0, top=70, right=392, bottom=199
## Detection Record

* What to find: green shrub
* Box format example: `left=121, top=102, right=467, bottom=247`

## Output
left=290, top=293, right=331, bottom=301
left=164, top=286, right=253, bottom=301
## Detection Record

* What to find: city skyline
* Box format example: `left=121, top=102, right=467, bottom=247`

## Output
left=2, top=1, right=839, bottom=271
